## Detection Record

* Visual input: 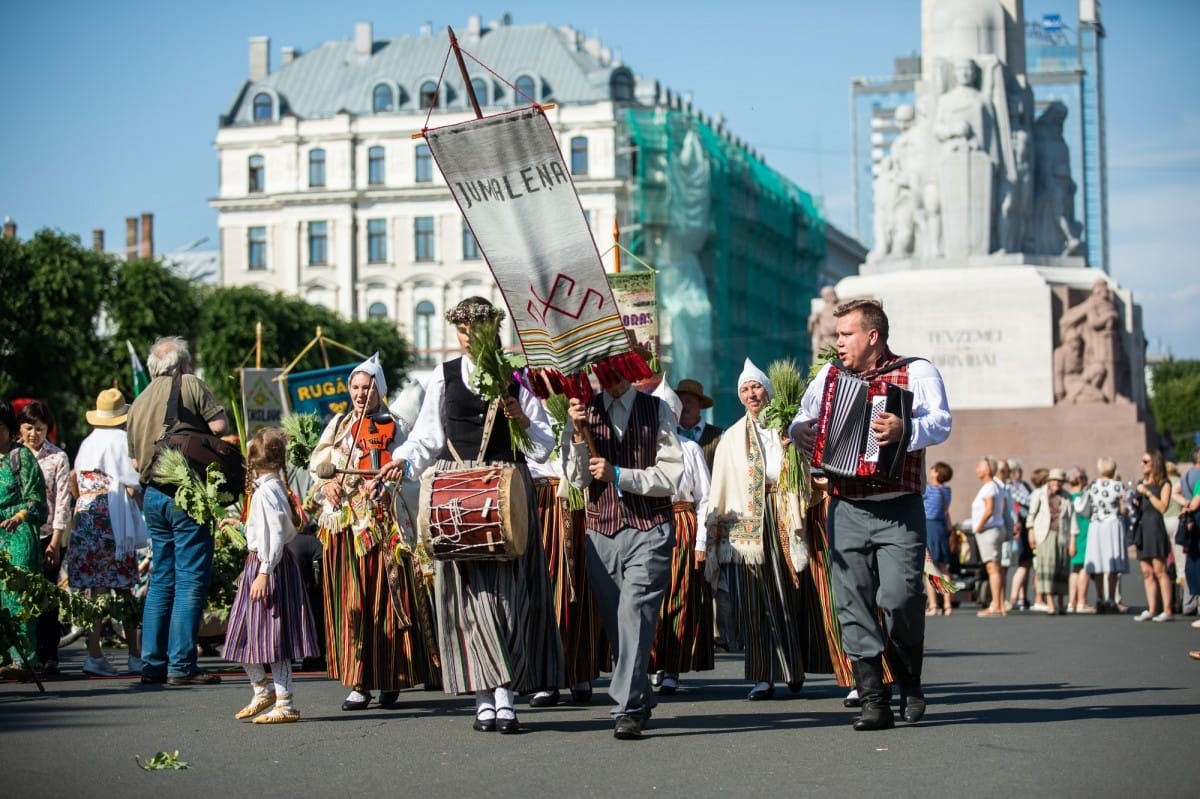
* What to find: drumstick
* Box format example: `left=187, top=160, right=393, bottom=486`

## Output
left=315, top=462, right=381, bottom=480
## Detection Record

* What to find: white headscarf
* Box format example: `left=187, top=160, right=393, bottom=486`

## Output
left=651, top=372, right=683, bottom=425
left=738, top=358, right=773, bottom=399
left=351, top=352, right=387, bottom=399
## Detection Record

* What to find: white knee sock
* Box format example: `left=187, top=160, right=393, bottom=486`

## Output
left=493, top=684, right=514, bottom=712
left=270, top=660, right=293, bottom=698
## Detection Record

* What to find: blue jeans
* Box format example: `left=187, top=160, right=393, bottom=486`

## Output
left=141, top=486, right=215, bottom=678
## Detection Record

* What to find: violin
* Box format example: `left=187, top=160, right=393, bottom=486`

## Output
left=353, top=411, right=397, bottom=472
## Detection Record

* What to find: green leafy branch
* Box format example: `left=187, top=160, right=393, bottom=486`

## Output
left=760, top=358, right=811, bottom=497
left=153, top=449, right=233, bottom=529
left=543, top=394, right=586, bottom=511
left=466, top=315, right=533, bottom=456
left=135, top=750, right=188, bottom=770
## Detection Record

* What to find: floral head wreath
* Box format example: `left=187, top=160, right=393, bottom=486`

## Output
left=445, top=301, right=506, bottom=326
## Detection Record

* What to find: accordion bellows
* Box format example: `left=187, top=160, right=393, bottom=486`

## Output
left=812, top=367, right=914, bottom=483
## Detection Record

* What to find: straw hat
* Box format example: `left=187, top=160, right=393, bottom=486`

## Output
left=675, top=379, right=714, bottom=409
left=1046, top=467, right=1066, bottom=482
left=86, top=388, right=129, bottom=427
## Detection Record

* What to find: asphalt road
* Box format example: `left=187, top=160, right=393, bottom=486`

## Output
left=3, top=579, right=1199, bottom=799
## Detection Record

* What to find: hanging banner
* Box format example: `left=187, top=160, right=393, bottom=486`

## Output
left=425, top=108, right=649, bottom=394
left=241, top=368, right=285, bottom=436
left=607, top=271, right=659, bottom=359
left=284, top=364, right=354, bottom=424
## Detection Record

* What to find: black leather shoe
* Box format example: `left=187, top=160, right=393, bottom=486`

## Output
left=714, top=638, right=730, bottom=653
left=569, top=686, right=592, bottom=704
left=529, top=689, right=560, bottom=708
left=747, top=683, right=774, bottom=701
left=377, top=691, right=400, bottom=708
left=899, top=689, right=926, bottom=723
left=496, top=710, right=520, bottom=734
left=613, top=714, right=645, bottom=740
left=140, top=673, right=167, bottom=685
left=341, top=692, right=372, bottom=711
left=473, top=711, right=496, bottom=732
left=786, top=681, right=804, bottom=695
left=843, top=691, right=862, bottom=708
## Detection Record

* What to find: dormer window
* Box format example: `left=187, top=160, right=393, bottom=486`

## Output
left=373, top=83, right=394, bottom=113
left=419, top=80, right=438, bottom=110
left=514, top=75, right=536, bottom=103
left=611, top=69, right=634, bottom=102
left=470, top=77, right=488, bottom=106
left=252, top=92, right=273, bottom=122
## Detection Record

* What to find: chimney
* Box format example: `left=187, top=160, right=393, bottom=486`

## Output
left=249, top=36, right=270, bottom=82
left=125, top=217, right=138, bottom=261
left=140, top=213, right=154, bottom=258
left=355, top=22, right=372, bottom=55
left=281, top=45, right=296, bottom=65
left=92, top=228, right=105, bottom=252
left=2, top=217, right=15, bottom=239
left=467, top=14, right=482, bottom=36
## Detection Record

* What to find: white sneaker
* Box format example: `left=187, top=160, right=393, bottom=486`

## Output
left=1152, top=612, right=1174, bottom=623
left=127, top=655, right=145, bottom=674
left=1030, top=602, right=1049, bottom=613
left=82, top=656, right=117, bottom=677
left=1132, top=610, right=1153, bottom=622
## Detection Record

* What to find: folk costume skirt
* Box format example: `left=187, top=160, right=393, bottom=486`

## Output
left=535, top=477, right=608, bottom=686
left=649, top=502, right=715, bottom=676
left=432, top=460, right=566, bottom=695
left=1035, top=527, right=1071, bottom=597
left=223, top=550, right=320, bottom=665
left=322, top=522, right=437, bottom=692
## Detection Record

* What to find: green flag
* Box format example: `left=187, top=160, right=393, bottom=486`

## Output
left=127, top=340, right=150, bottom=396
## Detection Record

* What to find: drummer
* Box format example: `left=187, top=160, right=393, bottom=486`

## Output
left=383, top=297, right=565, bottom=734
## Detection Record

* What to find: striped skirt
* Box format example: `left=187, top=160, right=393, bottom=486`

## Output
left=535, top=477, right=609, bottom=685
left=649, top=502, right=714, bottom=675
left=322, top=524, right=438, bottom=691
left=1035, top=528, right=1070, bottom=597
left=223, top=550, right=320, bottom=665
left=433, top=460, right=566, bottom=695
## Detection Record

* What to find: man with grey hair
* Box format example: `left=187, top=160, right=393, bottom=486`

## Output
left=126, top=336, right=230, bottom=686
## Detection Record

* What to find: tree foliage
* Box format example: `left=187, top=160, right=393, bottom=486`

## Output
left=1149, top=359, right=1200, bottom=442
left=1, top=230, right=410, bottom=452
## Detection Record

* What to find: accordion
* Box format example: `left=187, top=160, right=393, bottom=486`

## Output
left=812, top=365, right=914, bottom=483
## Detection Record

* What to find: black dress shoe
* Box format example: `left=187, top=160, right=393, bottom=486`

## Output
left=843, top=690, right=862, bottom=708
left=613, top=713, right=645, bottom=740
left=529, top=689, right=560, bottom=707
left=496, top=710, right=520, bottom=734
left=899, top=690, right=926, bottom=723
left=341, top=693, right=372, bottom=711
left=377, top=691, right=400, bottom=708
left=139, top=673, right=167, bottom=685
left=714, top=638, right=730, bottom=653
left=658, top=677, right=678, bottom=696
left=569, top=686, right=592, bottom=704
left=786, top=681, right=804, bottom=695
left=747, top=683, right=775, bottom=701
left=473, top=711, right=496, bottom=732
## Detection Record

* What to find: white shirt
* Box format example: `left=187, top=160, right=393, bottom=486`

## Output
left=395, top=355, right=556, bottom=474
left=751, top=418, right=784, bottom=484
left=246, top=472, right=297, bottom=575
left=563, top=390, right=683, bottom=499
left=678, top=437, right=712, bottom=549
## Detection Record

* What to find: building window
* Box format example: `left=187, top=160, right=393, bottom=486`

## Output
left=253, top=92, right=273, bottom=122
left=308, top=148, right=326, bottom=188
left=515, top=75, right=536, bottom=103
left=414, top=216, right=435, bottom=261
left=570, top=136, right=588, bottom=175
left=419, top=80, right=438, bottom=109
left=415, top=144, right=433, bottom=183
left=367, top=219, right=387, bottom=263
left=414, top=300, right=436, bottom=366
left=470, top=77, right=488, bottom=106
left=372, top=83, right=394, bottom=113
left=307, top=220, right=327, bottom=265
left=368, top=146, right=385, bottom=185
left=248, top=154, right=265, bottom=193
left=248, top=226, right=267, bottom=270
left=462, top=221, right=480, bottom=260
left=610, top=69, right=634, bottom=103
left=367, top=301, right=388, bottom=320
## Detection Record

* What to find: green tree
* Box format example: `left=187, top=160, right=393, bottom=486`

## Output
left=104, top=258, right=203, bottom=388
left=1149, top=359, right=1200, bottom=443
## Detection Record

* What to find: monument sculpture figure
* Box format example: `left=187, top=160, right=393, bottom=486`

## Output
left=1055, top=279, right=1127, bottom=404
left=998, top=84, right=1034, bottom=253
left=1030, top=101, right=1085, bottom=256
left=807, top=285, right=839, bottom=354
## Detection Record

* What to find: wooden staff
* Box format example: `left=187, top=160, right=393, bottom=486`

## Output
left=448, top=26, right=483, bottom=120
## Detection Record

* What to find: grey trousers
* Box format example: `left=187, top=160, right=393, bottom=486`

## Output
left=828, top=493, right=927, bottom=660
left=584, top=521, right=674, bottom=718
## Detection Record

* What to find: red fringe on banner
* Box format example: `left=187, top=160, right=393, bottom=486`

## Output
left=529, top=350, right=656, bottom=403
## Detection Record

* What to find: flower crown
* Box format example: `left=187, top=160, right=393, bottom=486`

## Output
left=445, top=302, right=506, bottom=326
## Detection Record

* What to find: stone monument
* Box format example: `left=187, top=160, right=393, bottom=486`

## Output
left=842, top=0, right=1151, bottom=511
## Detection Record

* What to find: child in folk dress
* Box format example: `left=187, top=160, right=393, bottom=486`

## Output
left=223, top=427, right=320, bottom=723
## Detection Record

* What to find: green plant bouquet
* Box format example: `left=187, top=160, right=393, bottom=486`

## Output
left=760, top=358, right=811, bottom=499
left=543, top=393, right=586, bottom=511
left=1, top=550, right=112, bottom=668
left=464, top=314, right=533, bottom=456
left=280, top=412, right=323, bottom=471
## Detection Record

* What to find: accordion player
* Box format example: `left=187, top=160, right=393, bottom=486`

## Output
left=811, top=360, right=919, bottom=483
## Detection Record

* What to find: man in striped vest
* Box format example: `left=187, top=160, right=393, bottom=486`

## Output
left=565, top=379, right=683, bottom=739
left=789, top=299, right=952, bottom=731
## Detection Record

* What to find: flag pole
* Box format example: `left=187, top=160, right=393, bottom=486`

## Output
left=449, top=27, right=483, bottom=120
left=613, top=218, right=621, bottom=273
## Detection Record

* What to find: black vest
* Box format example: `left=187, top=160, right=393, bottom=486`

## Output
left=439, top=358, right=525, bottom=463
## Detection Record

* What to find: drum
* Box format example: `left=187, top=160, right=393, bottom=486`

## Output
left=418, top=465, right=529, bottom=560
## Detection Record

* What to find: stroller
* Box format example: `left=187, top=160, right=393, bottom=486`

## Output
left=948, top=520, right=988, bottom=607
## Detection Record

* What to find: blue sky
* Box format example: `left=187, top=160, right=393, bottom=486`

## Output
left=2, top=1, right=1197, bottom=357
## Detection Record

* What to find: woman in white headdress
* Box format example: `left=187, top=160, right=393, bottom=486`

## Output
left=308, top=353, right=438, bottom=711
left=647, top=379, right=714, bottom=695
left=703, top=358, right=833, bottom=700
